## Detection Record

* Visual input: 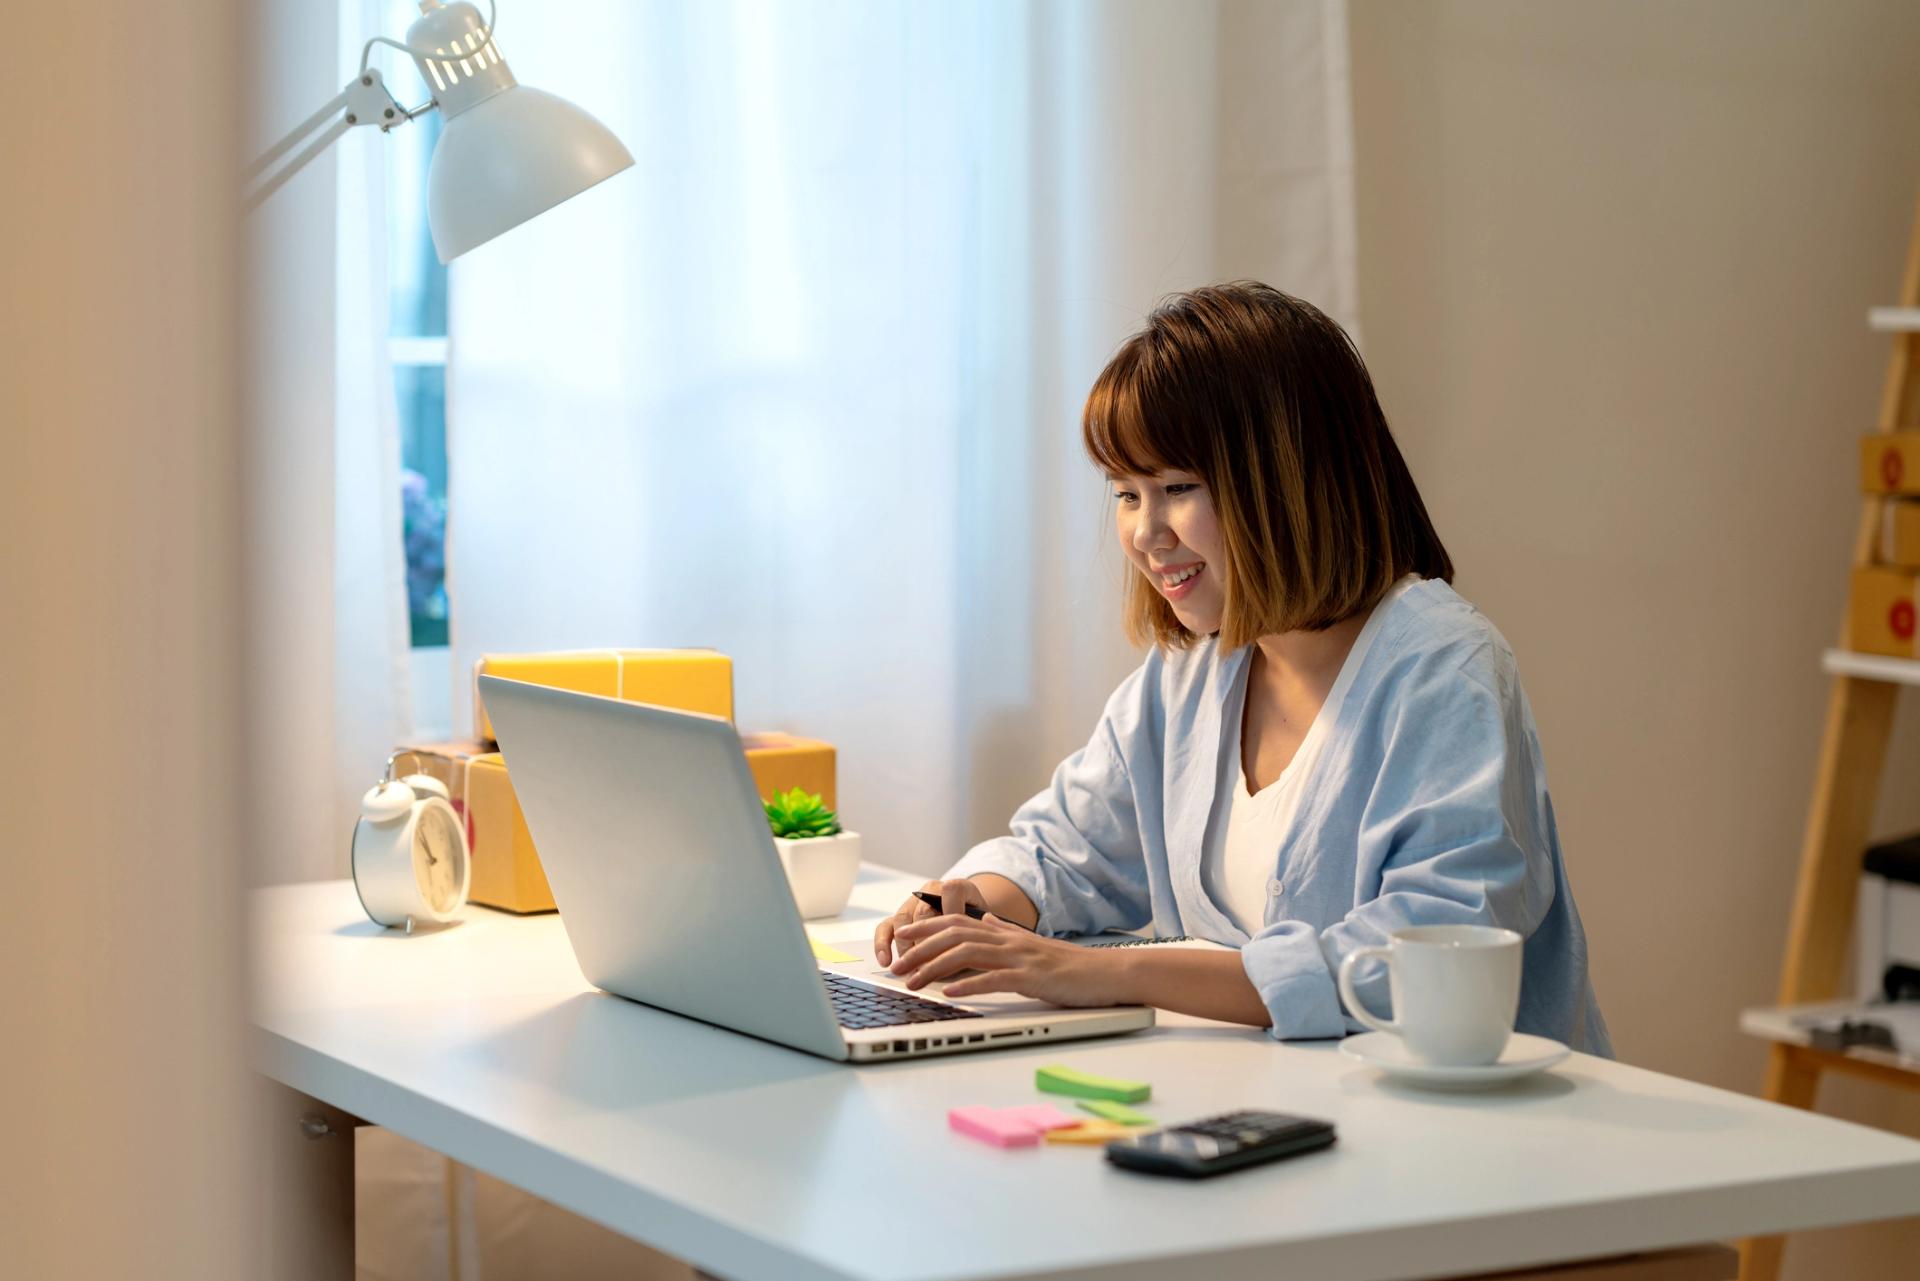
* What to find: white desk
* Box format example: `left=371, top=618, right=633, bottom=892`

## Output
left=251, top=865, right=1920, bottom=1281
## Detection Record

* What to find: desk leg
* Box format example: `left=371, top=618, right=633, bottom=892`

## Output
left=1737, top=1046, right=1822, bottom=1281
left=256, top=1077, right=361, bottom=1280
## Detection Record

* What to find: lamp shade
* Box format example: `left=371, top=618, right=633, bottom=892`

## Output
left=426, top=84, right=634, bottom=263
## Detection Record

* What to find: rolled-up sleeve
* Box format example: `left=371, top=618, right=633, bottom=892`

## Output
left=946, top=666, right=1155, bottom=938
left=1242, top=643, right=1557, bottom=1040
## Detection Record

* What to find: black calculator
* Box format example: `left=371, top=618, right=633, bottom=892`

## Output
left=1104, top=1109, right=1337, bottom=1178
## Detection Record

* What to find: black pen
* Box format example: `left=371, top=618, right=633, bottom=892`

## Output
left=911, top=890, right=1034, bottom=930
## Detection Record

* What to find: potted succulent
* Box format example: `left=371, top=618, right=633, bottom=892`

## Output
left=764, top=787, right=862, bottom=919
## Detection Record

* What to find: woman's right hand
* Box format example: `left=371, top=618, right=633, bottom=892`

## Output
left=874, top=877, right=989, bottom=966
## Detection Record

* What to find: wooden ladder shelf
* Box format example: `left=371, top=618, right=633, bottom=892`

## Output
left=1737, top=193, right=1920, bottom=1281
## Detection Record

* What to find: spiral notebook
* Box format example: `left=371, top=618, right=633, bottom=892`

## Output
left=1067, top=934, right=1234, bottom=951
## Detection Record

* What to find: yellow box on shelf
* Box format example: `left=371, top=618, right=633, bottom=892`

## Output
left=393, top=741, right=550, bottom=913
left=1848, top=566, right=1920, bottom=659
left=394, top=730, right=839, bottom=915
left=1879, top=500, right=1920, bottom=568
left=473, top=648, right=734, bottom=743
left=740, top=731, right=837, bottom=810
left=1859, top=433, right=1920, bottom=495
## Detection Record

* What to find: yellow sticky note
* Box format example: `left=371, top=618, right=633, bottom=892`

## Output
left=1044, top=1118, right=1136, bottom=1146
left=810, top=939, right=857, bottom=964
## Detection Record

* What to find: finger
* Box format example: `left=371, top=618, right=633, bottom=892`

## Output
left=942, top=968, right=1028, bottom=999
left=937, top=878, right=975, bottom=917
left=913, top=881, right=949, bottom=918
left=878, top=899, right=925, bottom=965
left=891, top=921, right=992, bottom=976
left=890, top=920, right=986, bottom=973
left=894, top=913, right=987, bottom=944
left=881, top=887, right=942, bottom=964
left=904, top=941, right=1008, bottom=989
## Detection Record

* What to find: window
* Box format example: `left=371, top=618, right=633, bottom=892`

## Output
left=385, top=0, right=450, bottom=652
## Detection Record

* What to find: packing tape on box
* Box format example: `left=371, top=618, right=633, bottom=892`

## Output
left=476, top=647, right=632, bottom=703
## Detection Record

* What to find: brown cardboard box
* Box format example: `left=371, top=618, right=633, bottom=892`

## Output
left=394, top=732, right=839, bottom=914
left=394, top=741, right=549, bottom=913
left=1859, top=433, right=1920, bottom=495
left=740, top=732, right=837, bottom=809
left=475, top=648, right=734, bottom=742
left=1848, top=566, right=1920, bottom=658
left=1880, top=500, right=1920, bottom=568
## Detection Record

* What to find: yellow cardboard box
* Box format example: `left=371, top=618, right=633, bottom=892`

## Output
left=1860, top=433, right=1920, bottom=495
left=1880, top=500, right=1920, bottom=568
left=474, top=648, right=734, bottom=743
left=394, top=732, right=839, bottom=914
left=1849, top=566, right=1920, bottom=658
left=740, top=732, right=837, bottom=810
left=393, top=741, right=548, bottom=913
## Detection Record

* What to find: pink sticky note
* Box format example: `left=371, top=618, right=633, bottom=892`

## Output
left=1002, top=1104, right=1079, bottom=1132
left=948, top=1106, right=1042, bottom=1148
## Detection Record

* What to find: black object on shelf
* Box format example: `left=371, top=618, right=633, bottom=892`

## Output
left=1885, top=963, right=1920, bottom=1004
left=1805, top=1017, right=1899, bottom=1053
left=1863, top=834, right=1920, bottom=886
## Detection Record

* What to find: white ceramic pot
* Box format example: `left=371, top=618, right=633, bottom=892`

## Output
left=772, top=831, right=862, bottom=919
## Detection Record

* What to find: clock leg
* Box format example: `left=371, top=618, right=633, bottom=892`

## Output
left=256, top=1077, right=362, bottom=1279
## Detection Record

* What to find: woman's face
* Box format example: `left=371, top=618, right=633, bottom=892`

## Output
left=1111, top=469, right=1226, bottom=634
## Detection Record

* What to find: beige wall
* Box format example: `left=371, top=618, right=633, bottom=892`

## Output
left=0, top=1, right=250, bottom=1276
left=1350, top=1, right=1920, bottom=1274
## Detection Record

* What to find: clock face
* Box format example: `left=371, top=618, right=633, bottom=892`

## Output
left=412, top=803, right=468, bottom=915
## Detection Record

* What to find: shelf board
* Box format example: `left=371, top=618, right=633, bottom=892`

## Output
left=1741, top=1000, right=1920, bottom=1077
left=1822, top=648, right=1920, bottom=686
left=1870, top=307, right=1920, bottom=332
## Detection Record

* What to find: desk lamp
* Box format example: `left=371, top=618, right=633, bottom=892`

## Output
left=245, top=0, right=633, bottom=261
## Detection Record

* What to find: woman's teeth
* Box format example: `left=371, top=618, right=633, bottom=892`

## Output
left=1163, top=564, right=1203, bottom=587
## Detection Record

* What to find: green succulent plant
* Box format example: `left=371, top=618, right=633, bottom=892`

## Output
left=764, top=787, right=843, bottom=839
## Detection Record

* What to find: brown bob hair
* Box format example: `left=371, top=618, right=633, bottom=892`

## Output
left=1084, top=282, right=1452, bottom=651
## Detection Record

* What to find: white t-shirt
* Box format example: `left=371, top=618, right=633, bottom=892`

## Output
left=1203, top=575, right=1419, bottom=935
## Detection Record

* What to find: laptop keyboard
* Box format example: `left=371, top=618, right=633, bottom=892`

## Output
left=822, top=970, right=984, bottom=1030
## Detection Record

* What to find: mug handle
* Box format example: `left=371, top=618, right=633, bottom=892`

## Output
left=1337, top=945, right=1398, bottom=1035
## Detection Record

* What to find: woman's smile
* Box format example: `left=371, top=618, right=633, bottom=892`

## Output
left=1156, top=561, right=1206, bottom=598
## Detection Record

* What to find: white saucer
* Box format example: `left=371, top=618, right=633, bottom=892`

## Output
left=1339, top=1031, right=1571, bottom=1090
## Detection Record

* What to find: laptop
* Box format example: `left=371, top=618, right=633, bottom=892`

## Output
left=479, top=675, right=1154, bottom=1062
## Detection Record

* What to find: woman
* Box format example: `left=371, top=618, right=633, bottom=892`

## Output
left=875, top=283, right=1608, bottom=1052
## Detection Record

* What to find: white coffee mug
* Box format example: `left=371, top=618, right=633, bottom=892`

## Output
left=1336, top=924, right=1522, bottom=1066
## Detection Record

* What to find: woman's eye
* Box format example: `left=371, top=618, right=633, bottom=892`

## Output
left=1166, top=483, right=1198, bottom=495
left=1113, top=490, right=1138, bottom=504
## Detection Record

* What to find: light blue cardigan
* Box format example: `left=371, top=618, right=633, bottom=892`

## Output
left=950, top=579, right=1613, bottom=1055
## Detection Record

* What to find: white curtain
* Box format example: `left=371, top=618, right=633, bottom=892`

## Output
left=446, top=0, right=1358, bottom=877
left=334, top=1, right=415, bottom=821
left=242, top=0, right=413, bottom=886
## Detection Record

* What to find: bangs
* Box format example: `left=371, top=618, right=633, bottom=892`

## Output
left=1081, top=339, right=1200, bottom=479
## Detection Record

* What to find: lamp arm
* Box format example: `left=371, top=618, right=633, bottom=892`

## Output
left=242, top=69, right=415, bottom=213
left=243, top=0, right=502, bottom=214
left=244, top=87, right=349, bottom=185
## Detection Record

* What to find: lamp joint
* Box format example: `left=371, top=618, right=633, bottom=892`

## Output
left=345, top=68, right=406, bottom=134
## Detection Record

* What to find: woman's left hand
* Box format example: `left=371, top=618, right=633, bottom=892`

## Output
left=886, top=914, right=1130, bottom=1006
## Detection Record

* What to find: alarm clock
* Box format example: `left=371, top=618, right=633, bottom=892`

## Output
left=351, top=759, right=471, bottom=931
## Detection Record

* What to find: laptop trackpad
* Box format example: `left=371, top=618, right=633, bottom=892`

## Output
left=853, top=965, right=1063, bottom=1018
left=825, top=937, right=1070, bottom=1018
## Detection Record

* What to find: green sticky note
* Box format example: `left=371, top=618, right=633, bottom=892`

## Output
left=1035, top=1064, right=1151, bottom=1103
left=1076, top=1099, right=1152, bottom=1126
left=809, top=939, right=856, bottom=964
